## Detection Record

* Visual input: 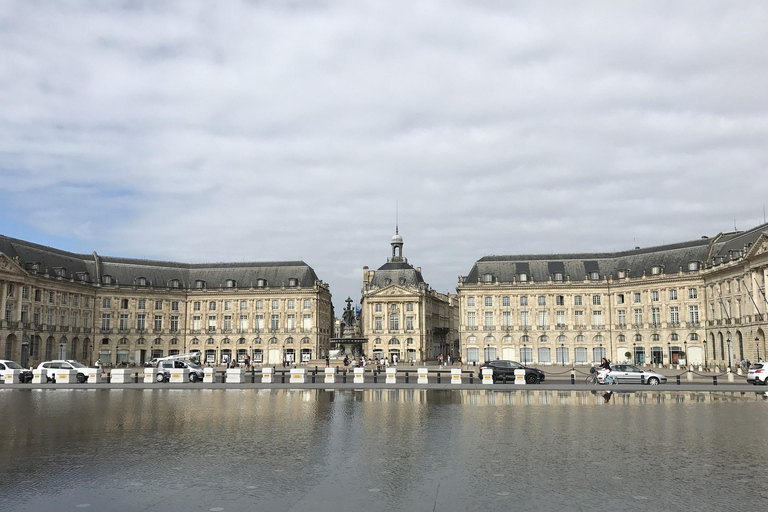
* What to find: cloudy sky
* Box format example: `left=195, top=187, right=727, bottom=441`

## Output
left=1, top=1, right=767, bottom=313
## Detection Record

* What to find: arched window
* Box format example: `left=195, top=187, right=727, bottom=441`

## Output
left=521, top=335, right=530, bottom=344
left=285, top=337, right=294, bottom=344
left=269, top=337, right=278, bottom=344
left=301, top=337, right=310, bottom=344
left=206, top=337, right=214, bottom=345
left=389, top=338, right=400, bottom=345
left=539, top=335, right=548, bottom=343
left=254, top=337, right=262, bottom=345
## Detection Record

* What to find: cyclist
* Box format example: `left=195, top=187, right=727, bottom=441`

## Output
left=600, top=358, right=611, bottom=370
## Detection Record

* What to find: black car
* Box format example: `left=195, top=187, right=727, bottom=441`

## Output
left=479, top=360, right=545, bottom=384
left=0, top=360, right=33, bottom=383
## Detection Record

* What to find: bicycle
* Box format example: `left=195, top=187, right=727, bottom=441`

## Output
left=585, top=368, right=619, bottom=385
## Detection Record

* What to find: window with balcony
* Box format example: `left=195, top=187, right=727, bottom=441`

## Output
left=270, top=315, right=279, bottom=330
left=208, top=315, right=217, bottom=331
left=137, top=314, right=146, bottom=331
left=484, top=312, right=494, bottom=328
left=389, top=314, right=400, bottom=331
left=670, top=307, right=679, bottom=324
left=154, top=315, right=162, bottom=331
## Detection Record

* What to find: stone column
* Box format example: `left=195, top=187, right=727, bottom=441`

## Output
left=0, top=280, right=8, bottom=324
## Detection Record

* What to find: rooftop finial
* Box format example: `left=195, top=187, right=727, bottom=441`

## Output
left=396, top=200, right=399, bottom=235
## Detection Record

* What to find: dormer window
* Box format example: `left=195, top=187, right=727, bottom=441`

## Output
left=589, top=271, right=599, bottom=281
left=226, top=279, right=236, bottom=288
left=519, top=273, right=527, bottom=282
left=168, top=279, right=180, bottom=288
left=26, top=262, right=40, bottom=273
left=195, top=280, right=206, bottom=289
left=482, top=273, right=493, bottom=284
left=78, top=272, right=90, bottom=283
left=687, top=261, right=699, bottom=271
left=651, top=266, right=661, bottom=275
left=136, top=277, right=148, bottom=287
left=617, top=270, right=626, bottom=279
left=553, top=272, right=563, bottom=283
left=53, top=267, right=66, bottom=278
left=288, top=278, right=298, bottom=287
left=102, top=275, right=113, bottom=285
left=256, top=279, right=266, bottom=288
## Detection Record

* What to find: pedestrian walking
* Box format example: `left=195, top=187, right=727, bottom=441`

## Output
left=438, top=354, right=444, bottom=368
left=457, top=355, right=462, bottom=368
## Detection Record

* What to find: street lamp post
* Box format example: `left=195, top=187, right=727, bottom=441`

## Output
left=523, top=343, right=527, bottom=365
left=561, top=342, right=564, bottom=366
left=703, top=340, right=708, bottom=369
left=684, top=341, right=687, bottom=367
left=756, top=337, right=761, bottom=362
left=727, top=337, right=732, bottom=369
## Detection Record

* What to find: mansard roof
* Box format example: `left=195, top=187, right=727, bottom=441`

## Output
left=371, top=261, right=425, bottom=288
left=0, top=235, right=321, bottom=289
left=463, top=222, right=768, bottom=284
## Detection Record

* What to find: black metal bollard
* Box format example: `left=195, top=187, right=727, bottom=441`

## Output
left=676, top=375, right=681, bottom=385
left=405, top=372, right=409, bottom=384
left=251, top=369, right=255, bottom=384
left=713, top=375, right=718, bottom=385
left=373, top=371, right=378, bottom=384
left=437, top=372, right=441, bottom=384
left=640, top=375, right=645, bottom=385
left=342, top=370, right=347, bottom=383
left=281, top=371, right=285, bottom=384
left=502, top=373, right=507, bottom=384
left=311, top=371, right=316, bottom=384
left=571, top=373, right=575, bottom=385
left=134, top=372, right=139, bottom=383
left=469, top=372, right=473, bottom=384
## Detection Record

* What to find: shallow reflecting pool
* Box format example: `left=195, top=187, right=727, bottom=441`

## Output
left=1, top=389, right=766, bottom=511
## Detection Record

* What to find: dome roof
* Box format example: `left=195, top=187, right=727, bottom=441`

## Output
left=391, top=233, right=403, bottom=244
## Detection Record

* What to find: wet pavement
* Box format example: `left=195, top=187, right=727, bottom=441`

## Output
left=1, top=388, right=765, bottom=511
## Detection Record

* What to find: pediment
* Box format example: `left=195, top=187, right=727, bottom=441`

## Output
left=368, top=284, right=415, bottom=297
left=745, top=234, right=768, bottom=259
left=0, top=253, right=27, bottom=277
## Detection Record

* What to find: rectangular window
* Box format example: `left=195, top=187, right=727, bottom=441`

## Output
left=60, top=310, right=67, bottom=326
left=669, top=289, right=678, bottom=300
left=83, top=312, right=90, bottom=327
left=406, top=302, right=414, bottom=312
left=556, top=295, right=564, bottom=306
left=537, top=311, right=547, bottom=328
left=119, top=314, right=129, bottom=331
left=35, top=289, right=41, bottom=302
left=502, top=311, right=511, bottom=327
left=61, top=293, right=67, bottom=305
left=303, top=299, right=311, bottom=310
left=575, top=347, right=588, bottom=364
left=224, top=315, right=232, bottom=330
left=287, top=299, right=295, bottom=310
left=467, top=297, right=475, bottom=307
left=689, top=288, right=697, bottom=299
left=484, top=311, right=494, bottom=328
left=556, top=310, right=565, bottom=327
left=209, top=301, right=216, bottom=311
left=20, top=306, right=28, bottom=323
left=101, top=313, right=111, bottom=330
left=287, top=314, right=295, bottom=331
left=651, top=291, right=659, bottom=302
left=192, top=316, right=201, bottom=330
left=374, top=317, right=382, bottom=330
left=485, top=297, right=493, bottom=307
left=154, top=315, right=162, bottom=330
left=390, top=314, right=399, bottom=330
left=651, top=307, right=660, bottom=325
left=592, top=311, right=603, bottom=328
left=574, top=295, right=582, bottom=306
left=520, top=311, right=529, bottom=328
left=592, top=295, right=601, bottom=306
left=303, top=314, right=311, bottom=330
left=634, top=309, right=643, bottom=325
left=375, top=303, right=382, bottom=312
left=272, top=300, right=279, bottom=310
left=270, top=315, right=279, bottom=330
left=255, top=315, right=264, bottom=331
left=467, top=347, right=480, bottom=364
left=171, top=301, right=179, bottom=311
left=467, top=311, right=476, bottom=328
left=239, top=315, right=248, bottom=330
left=520, top=296, right=528, bottom=306
left=194, top=302, right=201, bottom=311
left=617, top=294, right=624, bottom=304
left=256, top=300, right=263, bottom=310
left=153, top=300, right=162, bottom=310
left=538, top=296, right=546, bottom=306
left=48, top=291, right=55, bottom=304
left=21, top=286, right=29, bottom=299
left=617, top=310, right=626, bottom=326
left=72, top=312, right=78, bottom=328
left=502, top=296, right=510, bottom=307
left=120, top=298, right=129, bottom=309
left=171, top=316, right=179, bottom=331
left=84, top=297, right=90, bottom=307
left=102, top=298, right=111, bottom=309
left=689, top=306, right=699, bottom=324
left=240, top=300, right=248, bottom=311
left=137, top=314, right=146, bottom=331
left=670, top=307, right=679, bottom=324
left=224, top=301, right=232, bottom=311
left=6, top=284, right=13, bottom=297
left=406, top=316, right=414, bottom=330
left=5, top=304, right=12, bottom=323
left=208, top=315, right=217, bottom=331
left=138, top=299, right=146, bottom=310
left=47, top=308, right=54, bottom=325
left=34, top=308, right=40, bottom=325
left=73, top=294, right=79, bottom=307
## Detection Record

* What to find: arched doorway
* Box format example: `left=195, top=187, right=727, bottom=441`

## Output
left=58, top=336, right=68, bottom=360
left=21, top=335, right=30, bottom=367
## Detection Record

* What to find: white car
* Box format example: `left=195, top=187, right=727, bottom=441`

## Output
left=0, top=360, right=33, bottom=383
left=156, top=359, right=205, bottom=382
left=37, top=360, right=98, bottom=383
left=599, top=364, right=667, bottom=385
left=747, top=363, right=768, bottom=384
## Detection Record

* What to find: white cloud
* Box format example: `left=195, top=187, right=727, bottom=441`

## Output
left=1, top=0, right=767, bottom=311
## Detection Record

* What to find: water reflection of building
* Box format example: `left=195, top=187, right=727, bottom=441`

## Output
left=0, top=236, right=332, bottom=367
left=360, top=230, right=459, bottom=363
left=458, top=222, right=768, bottom=370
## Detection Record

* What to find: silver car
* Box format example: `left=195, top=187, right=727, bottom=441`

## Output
left=604, top=364, right=667, bottom=385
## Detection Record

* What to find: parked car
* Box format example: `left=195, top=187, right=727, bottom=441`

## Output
left=156, top=359, right=204, bottom=383
left=600, top=364, right=667, bottom=385
left=479, top=360, right=545, bottom=384
left=747, top=363, right=768, bottom=384
left=37, top=360, right=99, bottom=383
left=0, top=360, right=33, bottom=383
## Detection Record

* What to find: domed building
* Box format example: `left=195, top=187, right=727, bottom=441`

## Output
left=360, top=229, right=458, bottom=363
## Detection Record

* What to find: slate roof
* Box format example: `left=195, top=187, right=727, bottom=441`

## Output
left=370, top=261, right=426, bottom=288
left=0, top=235, right=321, bottom=289
left=463, top=222, right=768, bottom=284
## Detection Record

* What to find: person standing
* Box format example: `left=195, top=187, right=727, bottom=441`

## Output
left=438, top=354, right=444, bottom=368
left=326, top=354, right=330, bottom=367
left=457, top=355, right=462, bottom=368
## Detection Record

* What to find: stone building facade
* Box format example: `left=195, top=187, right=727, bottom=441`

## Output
left=457, top=223, right=768, bottom=369
left=360, top=231, right=458, bottom=363
left=0, top=236, right=332, bottom=368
